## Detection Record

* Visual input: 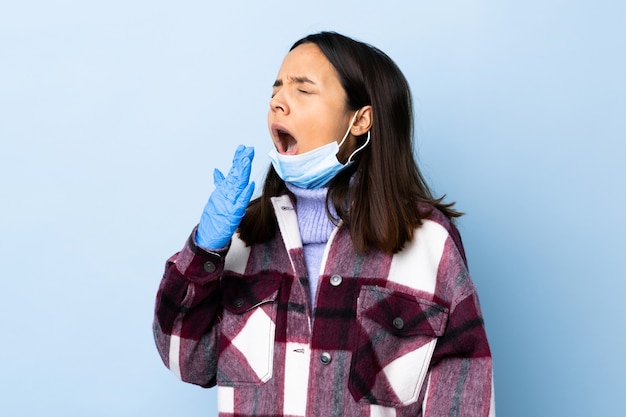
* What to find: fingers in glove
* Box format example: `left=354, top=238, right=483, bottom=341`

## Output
left=213, top=168, right=226, bottom=188
left=223, top=146, right=255, bottom=201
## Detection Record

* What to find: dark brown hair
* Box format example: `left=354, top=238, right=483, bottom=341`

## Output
left=238, top=31, right=461, bottom=254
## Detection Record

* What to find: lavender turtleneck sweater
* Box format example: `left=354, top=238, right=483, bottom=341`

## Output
left=285, top=182, right=337, bottom=306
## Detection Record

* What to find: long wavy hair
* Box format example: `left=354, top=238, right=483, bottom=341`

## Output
left=238, top=31, right=461, bottom=254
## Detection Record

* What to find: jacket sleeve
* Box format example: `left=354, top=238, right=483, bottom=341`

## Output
left=152, top=228, right=227, bottom=387
left=422, top=227, right=496, bottom=416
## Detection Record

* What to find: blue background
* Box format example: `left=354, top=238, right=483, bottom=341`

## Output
left=1, top=1, right=624, bottom=416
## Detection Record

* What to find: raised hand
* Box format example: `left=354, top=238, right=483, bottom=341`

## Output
left=196, top=145, right=255, bottom=249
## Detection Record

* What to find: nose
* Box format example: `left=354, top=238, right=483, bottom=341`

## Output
left=269, top=94, right=289, bottom=114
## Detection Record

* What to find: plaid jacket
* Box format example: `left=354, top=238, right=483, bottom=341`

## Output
left=153, top=195, right=495, bottom=416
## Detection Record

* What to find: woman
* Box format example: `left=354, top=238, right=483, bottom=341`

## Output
left=153, top=31, right=495, bottom=416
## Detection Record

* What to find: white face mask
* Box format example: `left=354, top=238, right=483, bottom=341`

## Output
left=268, top=111, right=370, bottom=189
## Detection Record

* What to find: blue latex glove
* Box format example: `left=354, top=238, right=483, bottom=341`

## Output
left=196, top=145, right=255, bottom=249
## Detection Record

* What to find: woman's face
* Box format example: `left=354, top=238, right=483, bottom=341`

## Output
left=268, top=43, right=354, bottom=155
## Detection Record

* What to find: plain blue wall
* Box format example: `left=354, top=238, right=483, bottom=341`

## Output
left=1, top=1, right=624, bottom=416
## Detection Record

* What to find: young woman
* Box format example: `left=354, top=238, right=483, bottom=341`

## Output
left=153, top=32, right=495, bottom=417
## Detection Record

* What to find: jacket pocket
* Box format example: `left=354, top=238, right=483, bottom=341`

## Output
left=217, top=273, right=281, bottom=386
left=349, top=285, right=449, bottom=407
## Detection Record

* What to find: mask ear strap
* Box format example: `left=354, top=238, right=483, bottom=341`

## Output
left=337, top=111, right=360, bottom=149
left=347, top=131, right=370, bottom=164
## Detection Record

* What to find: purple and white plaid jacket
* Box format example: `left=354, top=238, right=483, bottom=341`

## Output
left=153, top=195, right=495, bottom=416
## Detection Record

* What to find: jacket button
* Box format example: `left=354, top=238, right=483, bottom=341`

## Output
left=233, top=298, right=244, bottom=308
left=392, top=317, right=404, bottom=330
left=203, top=261, right=216, bottom=273
left=319, top=352, right=332, bottom=365
left=329, top=274, right=342, bottom=286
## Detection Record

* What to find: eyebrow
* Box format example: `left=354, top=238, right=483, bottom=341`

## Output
left=273, top=76, right=316, bottom=88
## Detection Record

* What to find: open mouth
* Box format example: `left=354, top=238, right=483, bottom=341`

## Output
left=273, top=126, right=298, bottom=155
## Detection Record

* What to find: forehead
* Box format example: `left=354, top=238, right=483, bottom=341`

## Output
left=276, top=43, right=340, bottom=84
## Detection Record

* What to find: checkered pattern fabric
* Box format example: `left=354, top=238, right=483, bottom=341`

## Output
left=153, top=195, right=495, bottom=416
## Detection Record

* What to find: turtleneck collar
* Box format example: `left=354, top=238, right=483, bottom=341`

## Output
left=285, top=182, right=337, bottom=245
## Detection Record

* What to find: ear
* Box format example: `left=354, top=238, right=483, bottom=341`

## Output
left=351, top=105, right=373, bottom=136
